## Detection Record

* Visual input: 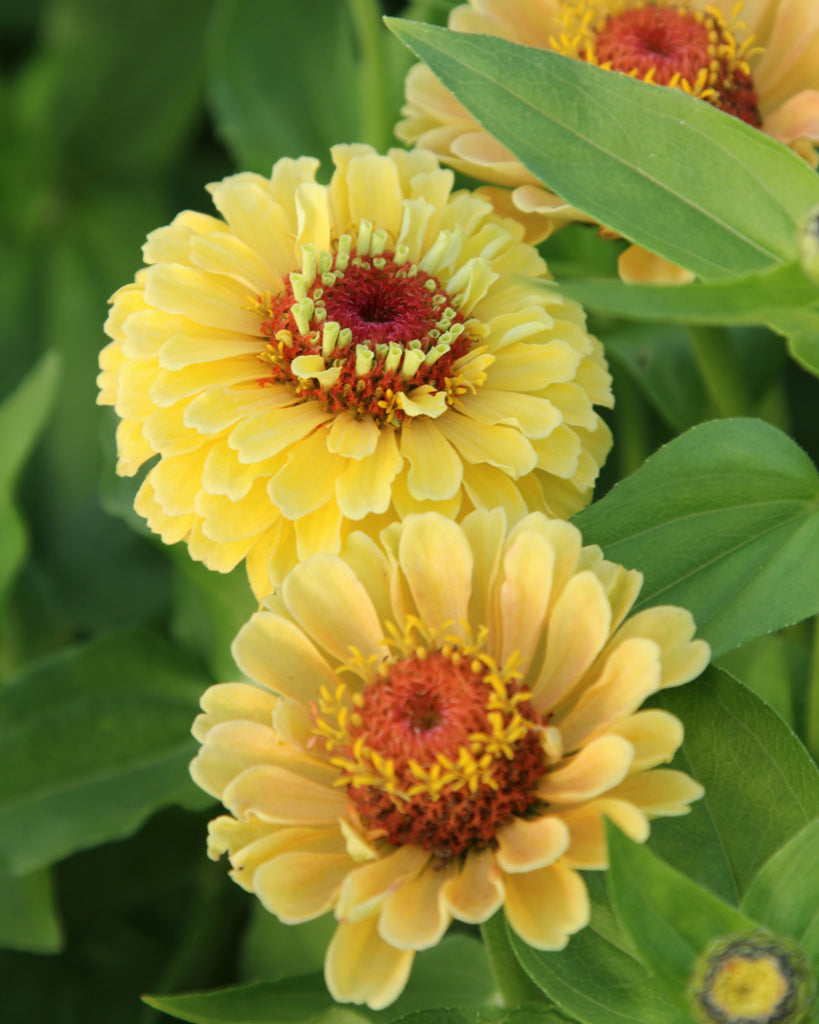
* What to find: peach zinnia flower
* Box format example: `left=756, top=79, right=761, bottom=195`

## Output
left=190, top=510, right=710, bottom=1009
left=397, top=0, right=819, bottom=281
left=97, top=145, right=612, bottom=597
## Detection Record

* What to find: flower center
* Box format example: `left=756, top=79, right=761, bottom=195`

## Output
left=313, top=621, right=549, bottom=859
left=552, top=1, right=762, bottom=127
left=253, top=221, right=479, bottom=427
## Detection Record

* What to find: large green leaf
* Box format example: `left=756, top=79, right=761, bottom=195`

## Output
left=0, top=629, right=211, bottom=874
left=574, top=418, right=819, bottom=658
left=147, top=934, right=497, bottom=1024
left=560, top=262, right=819, bottom=379
left=741, top=818, right=819, bottom=970
left=0, top=351, right=59, bottom=604
left=207, top=0, right=412, bottom=173
left=605, top=822, right=756, bottom=1004
left=656, top=669, right=819, bottom=898
left=385, top=20, right=819, bottom=280
left=511, top=922, right=690, bottom=1024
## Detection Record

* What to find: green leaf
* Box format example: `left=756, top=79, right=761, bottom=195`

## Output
left=741, top=818, right=819, bottom=970
left=239, top=907, right=336, bottom=986
left=208, top=0, right=362, bottom=173
left=656, top=669, right=819, bottom=898
left=0, top=351, right=59, bottom=603
left=573, top=418, right=819, bottom=657
left=605, top=821, right=757, bottom=1003
left=510, top=922, right=690, bottom=1024
left=0, top=629, right=211, bottom=874
left=385, top=20, right=819, bottom=280
left=0, top=865, right=62, bottom=953
left=30, top=0, right=212, bottom=178
left=147, top=934, right=497, bottom=1023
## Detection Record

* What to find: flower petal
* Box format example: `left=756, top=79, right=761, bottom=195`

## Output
left=254, top=846, right=352, bottom=923
left=606, top=769, right=705, bottom=816
left=335, top=845, right=429, bottom=923
left=441, top=848, right=505, bottom=923
left=378, top=861, right=455, bottom=950
left=398, top=514, right=473, bottom=636
left=325, top=916, right=415, bottom=1010
left=557, top=798, right=650, bottom=869
left=336, top=429, right=404, bottom=519
left=503, top=862, right=590, bottom=951
left=222, top=764, right=347, bottom=824
left=400, top=418, right=463, bottom=501
left=536, top=735, right=634, bottom=804
left=495, top=815, right=570, bottom=873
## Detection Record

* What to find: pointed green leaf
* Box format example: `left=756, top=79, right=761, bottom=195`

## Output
left=656, top=669, right=819, bottom=897
left=606, top=821, right=757, bottom=1003
left=574, top=418, right=819, bottom=657
left=385, top=20, right=819, bottom=280
left=0, top=629, right=211, bottom=874
left=742, top=818, right=819, bottom=970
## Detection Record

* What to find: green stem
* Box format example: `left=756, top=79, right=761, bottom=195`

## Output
left=687, top=325, right=749, bottom=418
left=480, top=912, right=543, bottom=1008
left=347, top=0, right=390, bottom=151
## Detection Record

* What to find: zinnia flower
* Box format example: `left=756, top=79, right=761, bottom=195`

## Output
left=97, top=145, right=613, bottom=598
left=190, top=510, right=710, bottom=1009
left=396, top=0, right=819, bottom=281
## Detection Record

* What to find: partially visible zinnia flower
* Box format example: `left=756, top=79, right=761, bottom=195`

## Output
left=190, top=510, right=710, bottom=1010
left=97, top=144, right=612, bottom=597
left=396, top=0, right=819, bottom=281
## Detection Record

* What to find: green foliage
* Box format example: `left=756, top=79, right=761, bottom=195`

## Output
left=384, top=20, right=819, bottom=280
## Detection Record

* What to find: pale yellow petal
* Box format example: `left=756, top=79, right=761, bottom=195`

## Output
left=294, top=501, right=343, bottom=563
left=282, top=554, right=386, bottom=665
left=184, top=385, right=295, bottom=435
left=327, top=411, right=380, bottom=459
left=192, top=681, right=277, bottom=741
left=609, top=710, right=684, bottom=771
left=232, top=609, right=340, bottom=705
left=228, top=402, right=332, bottom=463
left=325, top=917, right=414, bottom=1011
left=222, top=764, right=347, bottom=824
left=556, top=638, right=662, bottom=751
left=503, top=862, right=590, bottom=951
left=499, top=527, right=555, bottom=670
left=202, top=441, right=283, bottom=501
left=606, top=769, right=705, bottom=816
left=531, top=570, right=612, bottom=709
left=398, top=513, right=473, bottom=635
left=268, top=428, right=343, bottom=519
left=206, top=173, right=299, bottom=276
left=441, top=848, right=505, bottom=923
left=196, top=478, right=278, bottom=541
left=400, top=418, right=463, bottom=501
left=159, top=334, right=263, bottom=370
left=436, top=411, right=537, bottom=477
left=461, top=462, right=530, bottom=521
left=558, top=798, right=650, bottom=869
left=150, top=355, right=262, bottom=407
left=495, top=815, right=570, bottom=873
left=488, top=340, right=581, bottom=391
left=459, top=389, right=562, bottom=439
left=609, top=606, right=710, bottom=689
left=536, top=735, right=634, bottom=804
left=189, top=231, right=277, bottom=294
left=144, top=264, right=261, bottom=334
left=336, top=429, right=404, bottom=519
left=378, top=861, right=455, bottom=950
left=190, top=720, right=281, bottom=798
left=335, top=845, right=429, bottom=923
left=148, top=447, right=209, bottom=516
left=532, top=424, right=582, bottom=479
left=255, top=847, right=352, bottom=924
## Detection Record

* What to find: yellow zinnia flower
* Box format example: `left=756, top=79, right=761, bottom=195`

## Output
left=97, top=145, right=612, bottom=597
left=397, top=0, right=819, bottom=282
left=190, top=510, right=710, bottom=1010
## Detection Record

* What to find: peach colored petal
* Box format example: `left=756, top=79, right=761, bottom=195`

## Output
left=441, top=848, right=505, bottom=923
left=499, top=528, right=555, bottom=671
left=378, top=861, right=455, bottom=950
left=556, top=638, right=662, bottom=751
left=228, top=824, right=340, bottom=892
left=325, top=917, right=415, bottom=1011
left=557, top=798, right=650, bottom=869
left=397, top=514, right=473, bottom=636
left=607, top=769, right=705, bottom=816
left=763, top=89, right=819, bottom=144
left=459, top=506, right=507, bottom=648
left=536, top=735, right=635, bottom=804
left=503, top=862, right=590, bottom=950
left=222, top=764, right=347, bottom=824
left=609, top=710, right=684, bottom=771
left=495, top=815, right=570, bottom=873
left=531, top=570, right=612, bottom=709
left=254, top=847, right=352, bottom=924
left=232, top=610, right=340, bottom=705
left=281, top=554, right=386, bottom=666
left=335, top=846, right=429, bottom=923
left=618, top=245, right=696, bottom=284
left=190, top=720, right=282, bottom=798
left=608, top=606, right=710, bottom=689
left=192, top=682, right=277, bottom=741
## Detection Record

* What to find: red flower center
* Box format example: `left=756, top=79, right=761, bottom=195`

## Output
left=253, top=230, right=475, bottom=427
left=554, top=1, right=762, bottom=127
left=315, top=641, right=548, bottom=860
